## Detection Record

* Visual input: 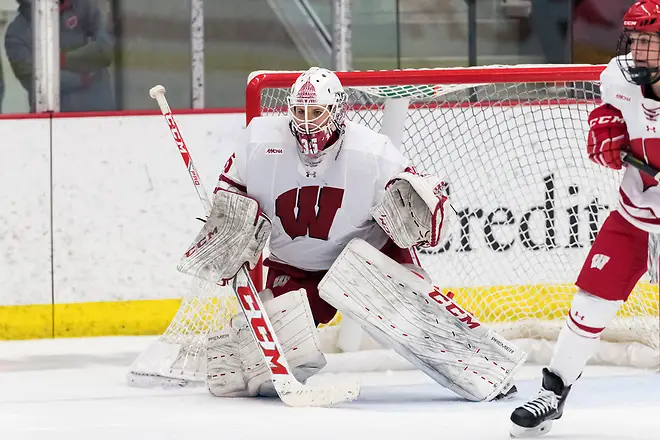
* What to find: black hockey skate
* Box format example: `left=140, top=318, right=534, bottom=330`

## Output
left=509, top=368, right=572, bottom=437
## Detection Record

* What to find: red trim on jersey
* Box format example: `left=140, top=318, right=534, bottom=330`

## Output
left=568, top=312, right=605, bottom=336
left=216, top=175, right=247, bottom=194
left=619, top=188, right=660, bottom=224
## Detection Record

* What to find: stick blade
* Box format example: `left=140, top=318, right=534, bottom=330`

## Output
left=278, top=379, right=361, bottom=407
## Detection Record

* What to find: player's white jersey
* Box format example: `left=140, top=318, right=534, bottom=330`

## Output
left=600, top=55, right=660, bottom=233
left=216, top=115, right=409, bottom=271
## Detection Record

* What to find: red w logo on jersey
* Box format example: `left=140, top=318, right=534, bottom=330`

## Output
left=276, top=186, right=344, bottom=240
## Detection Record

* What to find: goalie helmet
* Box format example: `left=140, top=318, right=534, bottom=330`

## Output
left=617, top=0, right=660, bottom=85
left=287, top=67, right=348, bottom=168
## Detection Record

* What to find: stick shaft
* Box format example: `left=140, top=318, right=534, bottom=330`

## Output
left=622, top=152, right=660, bottom=182
left=148, top=86, right=304, bottom=403
left=151, top=89, right=213, bottom=213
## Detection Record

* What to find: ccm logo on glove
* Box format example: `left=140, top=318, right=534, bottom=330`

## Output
left=586, top=104, right=629, bottom=170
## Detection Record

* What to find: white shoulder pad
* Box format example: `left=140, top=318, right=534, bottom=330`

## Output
left=177, top=189, right=271, bottom=282
left=247, top=115, right=291, bottom=144
left=600, top=55, right=639, bottom=105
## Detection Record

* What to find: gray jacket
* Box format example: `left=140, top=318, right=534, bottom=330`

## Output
left=5, top=0, right=116, bottom=112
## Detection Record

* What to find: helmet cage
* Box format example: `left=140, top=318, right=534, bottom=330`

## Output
left=617, top=30, right=660, bottom=85
left=287, top=88, right=347, bottom=168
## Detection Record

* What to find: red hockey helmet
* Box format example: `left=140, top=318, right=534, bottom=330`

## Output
left=617, top=1, right=660, bottom=85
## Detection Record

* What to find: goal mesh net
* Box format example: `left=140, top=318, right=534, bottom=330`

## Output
left=127, top=65, right=659, bottom=386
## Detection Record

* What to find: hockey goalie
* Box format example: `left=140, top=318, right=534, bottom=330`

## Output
left=178, top=67, right=526, bottom=402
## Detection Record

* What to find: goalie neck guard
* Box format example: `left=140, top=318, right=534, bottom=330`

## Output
left=287, top=67, right=348, bottom=169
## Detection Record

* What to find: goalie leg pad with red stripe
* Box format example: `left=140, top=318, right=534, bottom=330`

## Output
left=206, top=288, right=327, bottom=397
left=318, top=238, right=527, bottom=402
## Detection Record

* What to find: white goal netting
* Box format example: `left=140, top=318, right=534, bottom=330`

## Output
left=128, top=65, right=659, bottom=387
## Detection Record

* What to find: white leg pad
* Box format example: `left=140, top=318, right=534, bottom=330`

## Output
left=206, top=330, right=248, bottom=397
left=319, top=238, right=527, bottom=402
left=241, top=288, right=327, bottom=396
left=206, top=288, right=327, bottom=397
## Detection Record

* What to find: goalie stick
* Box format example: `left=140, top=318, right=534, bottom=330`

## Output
left=148, top=84, right=360, bottom=407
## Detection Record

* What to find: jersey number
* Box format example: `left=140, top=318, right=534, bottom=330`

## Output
left=276, top=186, right=344, bottom=240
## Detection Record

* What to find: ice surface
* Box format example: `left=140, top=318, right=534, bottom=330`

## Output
left=0, top=337, right=658, bottom=440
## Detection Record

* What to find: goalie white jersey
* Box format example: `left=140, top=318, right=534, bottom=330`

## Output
left=600, top=55, right=660, bottom=233
left=216, top=115, right=410, bottom=271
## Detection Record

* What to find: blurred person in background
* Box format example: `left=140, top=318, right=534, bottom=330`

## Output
left=5, top=0, right=115, bottom=112
left=529, top=0, right=571, bottom=64
left=506, top=1, right=636, bottom=64
left=572, top=0, right=636, bottom=64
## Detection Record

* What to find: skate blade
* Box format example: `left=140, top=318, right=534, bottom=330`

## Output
left=510, top=420, right=553, bottom=438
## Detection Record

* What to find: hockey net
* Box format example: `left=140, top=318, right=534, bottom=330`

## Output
left=128, top=65, right=659, bottom=387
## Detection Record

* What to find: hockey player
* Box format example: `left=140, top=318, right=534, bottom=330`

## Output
left=180, top=67, right=525, bottom=402
left=511, top=1, right=660, bottom=436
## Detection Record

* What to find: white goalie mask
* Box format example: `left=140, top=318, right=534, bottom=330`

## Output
left=287, top=67, right=348, bottom=168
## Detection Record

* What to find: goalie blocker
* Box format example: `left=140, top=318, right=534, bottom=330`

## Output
left=177, top=189, right=271, bottom=282
left=318, top=238, right=527, bottom=402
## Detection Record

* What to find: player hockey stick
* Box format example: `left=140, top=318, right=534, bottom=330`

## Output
left=148, top=84, right=360, bottom=407
left=621, top=152, right=660, bottom=182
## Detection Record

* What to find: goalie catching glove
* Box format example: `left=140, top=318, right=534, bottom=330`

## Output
left=371, top=171, right=451, bottom=248
left=177, top=189, right=271, bottom=282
